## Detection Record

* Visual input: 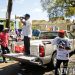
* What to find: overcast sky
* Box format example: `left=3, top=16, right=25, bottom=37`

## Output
left=0, top=0, right=48, bottom=21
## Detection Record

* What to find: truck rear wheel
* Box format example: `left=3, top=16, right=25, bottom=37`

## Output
left=46, top=52, right=56, bottom=69
left=51, top=52, right=56, bottom=68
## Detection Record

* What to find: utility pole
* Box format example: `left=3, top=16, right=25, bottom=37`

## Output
left=6, top=0, right=13, bottom=28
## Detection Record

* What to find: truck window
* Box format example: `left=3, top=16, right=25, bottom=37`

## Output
left=39, top=32, right=58, bottom=39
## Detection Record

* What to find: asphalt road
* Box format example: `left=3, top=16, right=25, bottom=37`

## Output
left=0, top=61, right=54, bottom=75
left=0, top=55, right=75, bottom=75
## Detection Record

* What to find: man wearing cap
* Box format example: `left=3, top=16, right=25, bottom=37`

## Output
left=0, top=28, right=10, bottom=63
left=20, top=14, right=32, bottom=55
left=53, top=30, right=71, bottom=75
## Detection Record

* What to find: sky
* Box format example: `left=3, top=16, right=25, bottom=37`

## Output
left=0, top=0, right=75, bottom=21
left=0, top=0, right=48, bottom=21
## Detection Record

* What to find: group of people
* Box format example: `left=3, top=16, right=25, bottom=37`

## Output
left=0, top=14, right=32, bottom=63
left=0, top=13, right=75, bottom=75
left=20, top=14, right=75, bottom=75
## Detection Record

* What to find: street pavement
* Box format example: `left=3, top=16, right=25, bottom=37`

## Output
left=0, top=55, right=75, bottom=75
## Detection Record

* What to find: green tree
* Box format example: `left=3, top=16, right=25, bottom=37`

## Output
left=40, top=0, right=75, bottom=18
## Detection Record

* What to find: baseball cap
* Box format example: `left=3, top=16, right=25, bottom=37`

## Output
left=58, top=30, right=65, bottom=33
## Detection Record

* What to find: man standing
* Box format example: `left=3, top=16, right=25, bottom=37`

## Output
left=53, top=30, right=71, bottom=75
left=20, top=14, right=32, bottom=55
left=0, top=28, right=10, bottom=63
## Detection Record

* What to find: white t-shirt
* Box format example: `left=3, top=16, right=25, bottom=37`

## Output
left=22, top=20, right=32, bottom=38
left=53, top=37, right=70, bottom=60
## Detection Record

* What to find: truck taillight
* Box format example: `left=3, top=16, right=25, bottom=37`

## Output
left=39, top=45, right=45, bottom=57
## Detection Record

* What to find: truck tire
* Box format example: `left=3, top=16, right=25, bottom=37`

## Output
left=46, top=52, right=56, bottom=69
left=51, top=52, right=56, bottom=68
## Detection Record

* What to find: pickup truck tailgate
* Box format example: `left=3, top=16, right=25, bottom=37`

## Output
left=30, top=45, right=39, bottom=56
left=2, top=53, right=42, bottom=65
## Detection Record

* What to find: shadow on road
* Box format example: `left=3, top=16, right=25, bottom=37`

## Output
left=0, top=62, right=20, bottom=75
left=0, top=62, right=54, bottom=75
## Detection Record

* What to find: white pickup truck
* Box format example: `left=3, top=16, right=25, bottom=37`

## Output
left=29, top=31, right=75, bottom=67
left=2, top=31, right=75, bottom=68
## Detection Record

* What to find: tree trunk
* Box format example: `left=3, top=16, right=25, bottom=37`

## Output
left=6, top=0, right=12, bottom=28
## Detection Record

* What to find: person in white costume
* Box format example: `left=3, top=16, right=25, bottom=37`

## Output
left=53, top=30, right=71, bottom=75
